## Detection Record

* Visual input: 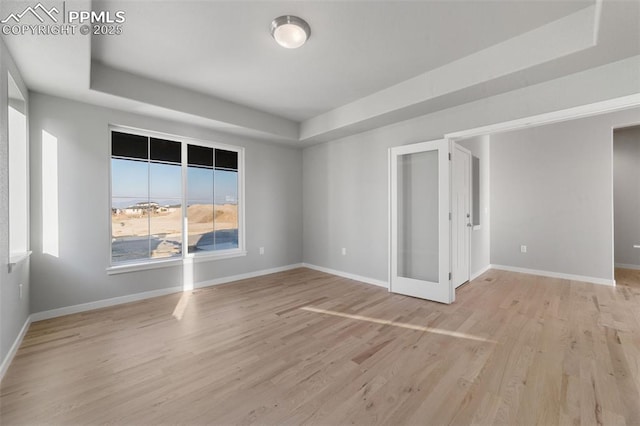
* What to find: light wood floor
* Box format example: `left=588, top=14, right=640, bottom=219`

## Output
left=1, top=267, right=640, bottom=425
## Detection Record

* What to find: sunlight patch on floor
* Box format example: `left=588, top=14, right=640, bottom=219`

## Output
left=172, top=291, right=192, bottom=320
left=300, top=306, right=496, bottom=343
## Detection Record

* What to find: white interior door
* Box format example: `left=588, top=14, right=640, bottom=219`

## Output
left=389, top=139, right=453, bottom=304
left=452, top=144, right=471, bottom=288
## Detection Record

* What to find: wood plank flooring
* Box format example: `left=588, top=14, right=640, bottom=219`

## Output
left=1, top=267, right=640, bottom=425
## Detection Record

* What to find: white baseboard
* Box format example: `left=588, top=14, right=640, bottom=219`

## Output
left=31, top=286, right=184, bottom=322
left=615, top=263, right=640, bottom=271
left=0, top=315, right=32, bottom=382
left=30, top=261, right=614, bottom=324
left=490, top=264, right=615, bottom=287
left=193, top=263, right=304, bottom=289
left=470, top=264, right=492, bottom=281
left=31, top=263, right=305, bottom=322
left=302, top=263, right=388, bottom=289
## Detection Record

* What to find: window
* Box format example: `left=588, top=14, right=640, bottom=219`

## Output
left=8, top=72, right=29, bottom=263
left=110, top=129, right=243, bottom=266
left=187, top=144, right=239, bottom=253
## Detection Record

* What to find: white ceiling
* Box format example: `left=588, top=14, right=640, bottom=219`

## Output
left=91, top=0, right=589, bottom=121
left=2, top=0, right=639, bottom=145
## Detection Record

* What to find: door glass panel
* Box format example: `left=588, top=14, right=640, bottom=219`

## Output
left=397, top=151, right=439, bottom=282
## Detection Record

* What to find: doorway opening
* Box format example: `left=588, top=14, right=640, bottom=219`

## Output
left=388, top=137, right=489, bottom=304
left=453, top=136, right=490, bottom=289
left=613, top=125, right=640, bottom=287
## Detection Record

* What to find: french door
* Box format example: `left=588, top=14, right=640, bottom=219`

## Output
left=389, top=139, right=454, bottom=304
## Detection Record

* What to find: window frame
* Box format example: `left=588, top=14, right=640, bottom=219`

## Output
left=7, top=71, right=31, bottom=269
left=107, top=125, right=246, bottom=274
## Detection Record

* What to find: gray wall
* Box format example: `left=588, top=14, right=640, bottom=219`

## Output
left=0, top=38, right=31, bottom=370
left=29, top=92, right=303, bottom=313
left=614, top=126, right=640, bottom=268
left=490, top=109, right=640, bottom=281
left=458, top=135, right=491, bottom=278
left=303, top=134, right=389, bottom=281
left=301, top=104, right=502, bottom=283
left=303, top=98, right=640, bottom=284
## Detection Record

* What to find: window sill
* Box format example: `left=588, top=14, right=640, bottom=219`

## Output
left=189, top=250, right=247, bottom=263
left=106, top=250, right=247, bottom=275
left=9, top=251, right=32, bottom=271
left=107, top=258, right=182, bottom=275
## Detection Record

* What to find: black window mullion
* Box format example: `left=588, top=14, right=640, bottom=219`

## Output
left=187, top=144, right=214, bottom=167
left=214, top=148, right=238, bottom=170
left=150, top=137, right=181, bottom=164
left=112, top=131, right=148, bottom=160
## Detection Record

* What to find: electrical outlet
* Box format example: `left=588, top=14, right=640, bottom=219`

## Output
left=259, top=247, right=265, bottom=255
left=341, top=248, right=347, bottom=256
left=520, top=245, right=527, bottom=253
left=19, top=283, right=23, bottom=299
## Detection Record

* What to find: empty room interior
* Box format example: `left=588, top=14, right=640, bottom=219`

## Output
left=1, top=0, right=640, bottom=424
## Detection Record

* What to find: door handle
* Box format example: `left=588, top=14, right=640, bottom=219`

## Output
left=466, top=223, right=473, bottom=227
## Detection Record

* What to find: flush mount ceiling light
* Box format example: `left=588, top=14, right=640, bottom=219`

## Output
left=270, top=15, right=311, bottom=49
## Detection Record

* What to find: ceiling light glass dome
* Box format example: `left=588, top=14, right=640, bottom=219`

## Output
left=271, top=15, right=311, bottom=49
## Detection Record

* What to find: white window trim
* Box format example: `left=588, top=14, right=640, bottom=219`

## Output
left=105, top=250, right=248, bottom=275
left=107, top=125, right=246, bottom=273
